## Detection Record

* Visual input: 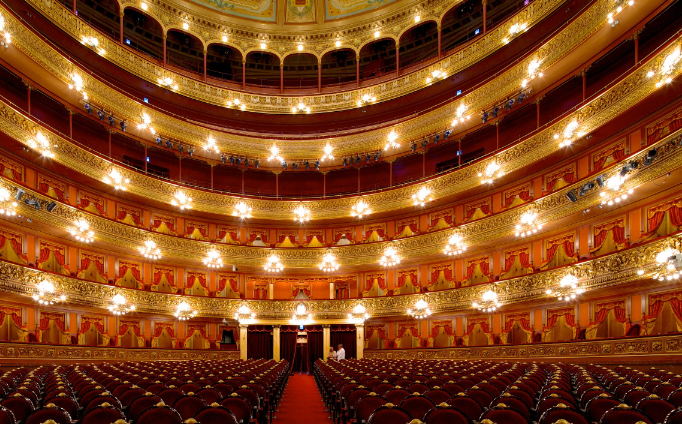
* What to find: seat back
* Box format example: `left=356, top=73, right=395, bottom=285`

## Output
left=664, top=408, right=682, bottom=424
left=0, top=396, right=34, bottom=423
left=399, top=395, right=435, bottom=421
left=196, top=388, right=223, bottom=404
left=490, top=397, right=530, bottom=418
left=24, top=405, right=71, bottom=424
left=172, top=395, right=207, bottom=420
left=159, top=388, right=185, bottom=406
left=538, top=406, right=589, bottom=424
left=424, top=389, right=451, bottom=405
left=447, top=395, right=483, bottom=422
left=366, top=405, right=412, bottom=424
left=42, top=396, right=79, bottom=420
left=79, top=405, right=126, bottom=424
left=585, top=396, right=620, bottom=423
left=119, top=387, right=146, bottom=407
left=355, top=395, right=388, bottom=424
left=480, top=406, right=530, bottom=424
left=128, top=394, right=162, bottom=420
left=220, top=395, right=253, bottom=424
left=136, top=405, right=183, bottom=424
left=422, top=405, right=471, bottom=424
left=0, top=405, right=16, bottom=424
left=194, top=405, right=238, bottom=424
left=636, top=396, right=675, bottom=424
left=599, top=405, right=653, bottom=424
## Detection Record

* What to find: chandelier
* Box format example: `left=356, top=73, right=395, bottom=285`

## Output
left=384, top=130, right=399, bottom=150
left=0, top=187, right=18, bottom=216
left=452, top=103, right=470, bottom=125
left=81, top=35, right=105, bottom=55
left=407, top=299, right=432, bottom=319
left=32, top=280, right=66, bottom=305
left=268, top=144, right=283, bottom=162
left=522, top=58, right=543, bottom=87
left=28, top=132, right=55, bottom=158
left=108, top=294, right=135, bottom=315
left=554, top=120, right=583, bottom=148
left=599, top=174, right=634, bottom=206
left=0, top=13, right=11, bottom=47
left=139, top=240, right=161, bottom=260
left=103, top=169, right=130, bottom=191
left=638, top=247, right=681, bottom=281
left=515, top=211, right=543, bottom=237
left=319, top=250, right=340, bottom=272
left=174, top=301, right=197, bottom=321
left=203, top=250, right=223, bottom=268
left=170, top=191, right=192, bottom=210
left=357, top=93, right=377, bottom=107
left=293, top=204, right=311, bottom=222
left=321, top=144, right=334, bottom=161
left=70, top=219, right=94, bottom=243
left=292, top=302, right=313, bottom=323
left=348, top=304, right=370, bottom=323
left=503, top=22, right=528, bottom=43
left=234, top=304, right=256, bottom=324
left=472, top=289, right=502, bottom=312
left=444, top=234, right=467, bottom=256
left=412, top=186, right=433, bottom=207
left=264, top=253, right=284, bottom=272
left=205, top=136, right=218, bottom=153
left=291, top=102, right=310, bottom=114
left=650, top=46, right=680, bottom=88
left=425, top=69, right=445, bottom=84
left=379, top=246, right=401, bottom=267
left=351, top=200, right=372, bottom=218
left=546, top=274, right=585, bottom=301
left=233, top=201, right=253, bottom=219
left=157, top=76, right=178, bottom=90
left=479, top=161, right=504, bottom=184
left=137, top=113, right=155, bottom=134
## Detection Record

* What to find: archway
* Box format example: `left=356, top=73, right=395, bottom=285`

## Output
left=122, top=8, right=163, bottom=60
left=440, top=0, right=484, bottom=54
left=283, top=53, right=318, bottom=89
left=320, top=49, right=357, bottom=86
left=358, top=39, right=396, bottom=82
left=244, top=51, right=281, bottom=89
left=398, top=21, right=439, bottom=70
left=166, top=30, right=204, bottom=75
left=207, top=44, right=243, bottom=83
left=76, top=0, right=121, bottom=40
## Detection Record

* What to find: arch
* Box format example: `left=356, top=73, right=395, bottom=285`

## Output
left=244, top=51, right=281, bottom=89
left=166, top=29, right=205, bottom=75
left=440, top=0, right=484, bottom=54
left=320, top=48, right=357, bottom=86
left=121, top=7, right=164, bottom=61
left=207, top=43, right=243, bottom=83
left=76, top=0, right=121, bottom=40
left=358, top=38, right=397, bottom=82
left=282, top=53, right=318, bottom=89
left=398, top=21, right=440, bottom=70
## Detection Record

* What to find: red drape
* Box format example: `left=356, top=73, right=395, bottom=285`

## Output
left=249, top=233, right=267, bottom=243
left=367, top=325, right=387, bottom=340
left=335, top=231, right=353, bottom=242
left=79, top=198, right=105, bottom=215
left=219, top=277, right=239, bottom=292
left=546, top=171, right=575, bottom=192
left=365, top=228, right=385, bottom=238
left=117, top=210, right=141, bottom=225
left=644, top=201, right=682, bottom=237
left=153, top=324, right=175, bottom=338
left=0, top=163, right=22, bottom=181
left=0, top=234, right=26, bottom=260
left=189, top=275, right=208, bottom=289
left=504, top=190, right=531, bottom=208
left=153, top=270, right=174, bottom=286
left=431, top=268, right=453, bottom=283
left=593, top=221, right=627, bottom=250
left=254, top=286, right=268, bottom=300
left=365, top=276, right=386, bottom=291
left=80, top=257, right=105, bottom=275
left=396, top=222, right=418, bottom=234
left=397, top=271, right=419, bottom=288
left=397, top=324, right=419, bottom=338
left=118, top=263, right=142, bottom=281
left=118, top=321, right=141, bottom=336
left=431, top=322, right=453, bottom=337
left=39, top=313, right=66, bottom=331
left=218, top=228, right=238, bottom=240
left=465, top=204, right=491, bottom=220
left=466, top=319, right=490, bottom=334
left=39, top=182, right=65, bottom=201
left=593, top=147, right=626, bottom=171
left=546, top=309, right=576, bottom=329
left=153, top=219, right=176, bottom=233
left=186, top=225, right=208, bottom=237
left=591, top=302, right=627, bottom=327
left=0, top=307, right=22, bottom=328
left=465, top=260, right=490, bottom=279
left=39, top=246, right=66, bottom=265
left=292, top=286, right=311, bottom=298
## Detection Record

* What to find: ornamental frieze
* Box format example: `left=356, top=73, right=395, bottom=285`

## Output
left=0, top=234, right=678, bottom=319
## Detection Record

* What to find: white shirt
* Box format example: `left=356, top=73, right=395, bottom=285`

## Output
left=328, top=351, right=337, bottom=360
left=337, top=348, right=346, bottom=360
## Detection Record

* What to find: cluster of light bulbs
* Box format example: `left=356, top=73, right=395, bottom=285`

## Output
left=472, top=289, right=501, bottom=312
left=292, top=302, right=313, bottom=323
left=234, top=304, right=256, bottom=324
left=443, top=234, right=467, bottom=256
left=503, top=22, right=528, bottom=44
left=412, top=186, right=433, bottom=207
left=599, top=174, right=634, bottom=206
left=319, top=250, right=340, bottom=272
left=268, top=144, right=283, bottom=162
left=0, top=13, right=11, bottom=47
left=292, top=102, right=311, bottom=114
left=70, top=219, right=94, bottom=243
left=554, top=120, right=584, bottom=148
left=103, top=169, right=130, bottom=191
left=351, top=199, right=372, bottom=218
left=348, top=304, right=370, bottom=323
left=32, top=280, right=66, bottom=305
left=407, top=298, right=432, bottom=319
left=479, top=161, right=504, bottom=184
left=203, top=249, right=223, bottom=268
left=648, top=46, right=680, bottom=88
left=521, top=59, right=543, bottom=88
left=515, top=211, right=543, bottom=237
left=0, top=187, right=18, bottom=216
left=321, top=144, right=334, bottom=161
left=357, top=93, right=377, bottom=107
left=226, top=98, right=246, bottom=111
left=171, top=191, right=192, bottom=210
left=546, top=274, right=585, bottom=301
left=607, top=0, right=635, bottom=26
left=293, top=204, right=311, bottom=222
left=174, top=301, right=197, bottom=321
left=426, top=69, right=445, bottom=84
left=157, top=76, right=179, bottom=91
left=140, top=240, right=161, bottom=260
left=205, top=136, right=218, bottom=154
left=28, top=132, right=55, bottom=158
left=638, top=247, right=682, bottom=281
left=264, top=253, right=284, bottom=272
left=68, top=73, right=87, bottom=100
left=233, top=201, right=253, bottom=219
left=81, top=35, right=105, bottom=55
left=452, top=103, right=471, bottom=125
left=379, top=246, right=401, bottom=267
left=384, top=130, right=399, bottom=151
left=109, top=294, right=135, bottom=315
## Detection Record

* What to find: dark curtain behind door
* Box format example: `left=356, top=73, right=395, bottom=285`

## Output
left=307, top=326, right=324, bottom=371
left=280, top=326, right=298, bottom=364
left=331, top=324, right=357, bottom=359
left=247, top=325, right=273, bottom=360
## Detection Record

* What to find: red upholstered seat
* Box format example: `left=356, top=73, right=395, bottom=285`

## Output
left=78, top=405, right=126, bottom=424
left=118, top=387, right=146, bottom=407
left=467, top=388, right=494, bottom=408
left=538, top=405, right=589, bottom=424
left=504, top=388, right=534, bottom=409
left=24, top=405, right=71, bottom=424
left=136, top=405, right=183, bottom=424
left=406, top=383, right=429, bottom=395
left=84, top=395, right=123, bottom=411
left=159, top=388, right=185, bottom=406
left=423, top=405, right=471, bottom=424
left=656, top=384, right=677, bottom=400
left=443, top=383, right=466, bottom=396
left=447, top=395, right=483, bottom=422
left=145, top=383, right=167, bottom=395
left=0, top=406, right=16, bottom=424
left=213, top=383, right=234, bottom=398
left=624, top=388, right=651, bottom=406
left=366, top=405, right=412, bottom=424
left=490, top=396, right=530, bottom=418
left=172, top=395, right=207, bottom=420
left=373, top=384, right=394, bottom=397
left=344, top=389, right=371, bottom=421
left=665, top=408, right=682, bottom=424
left=220, top=395, right=254, bottom=424
left=585, top=396, right=621, bottom=423
left=128, top=394, right=162, bottom=421
left=599, top=404, right=653, bottom=424
left=424, top=389, right=452, bottom=405
left=365, top=379, right=382, bottom=391
left=196, top=388, right=223, bottom=404
left=480, top=406, right=530, bottom=424
left=179, top=383, right=201, bottom=394
left=536, top=397, right=577, bottom=417
left=42, top=396, right=79, bottom=420
left=353, top=394, right=387, bottom=424
left=399, top=395, right=434, bottom=421
left=636, top=396, right=675, bottom=424
left=0, top=395, right=34, bottom=423
left=670, top=390, right=682, bottom=408
left=194, top=405, right=239, bottom=424
left=384, top=389, right=411, bottom=406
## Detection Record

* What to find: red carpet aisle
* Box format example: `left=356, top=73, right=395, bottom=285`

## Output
left=274, top=373, right=334, bottom=423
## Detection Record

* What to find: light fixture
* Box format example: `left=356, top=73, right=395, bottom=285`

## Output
left=607, top=0, right=635, bottom=25
left=412, top=186, right=433, bottom=207
left=260, top=42, right=267, bottom=49
left=203, top=249, right=223, bottom=268
left=384, top=130, right=399, bottom=150
left=407, top=298, right=432, bottom=319
left=157, top=76, right=179, bottom=91
left=473, top=289, right=502, bottom=312
left=0, top=13, right=11, bottom=47
left=357, top=93, right=377, bottom=108
left=233, top=201, right=252, bottom=219
left=140, top=2, right=148, bottom=10
left=321, top=143, right=334, bottom=161
left=546, top=274, right=585, bottom=300
left=348, top=303, right=370, bottom=323
left=204, top=136, right=219, bottom=153
left=0, top=187, right=18, bottom=216
left=139, top=240, right=161, bottom=260
left=234, top=304, right=256, bottom=324
left=515, top=211, right=543, bottom=237
left=226, top=98, right=241, bottom=108
left=28, top=132, right=55, bottom=158
left=291, top=102, right=310, bottom=114
left=319, top=250, right=340, bottom=272
left=32, top=280, right=66, bottom=305
left=70, top=219, right=94, bottom=243
left=504, top=22, right=528, bottom=43
left=175, top=301, right=197, bottom=321
left=108, top=294, right=135, bottom=315
left=351, top=199, right=372, bottom=218
left=182, top=22, right=189, bottom=30
left=452, top=103, right=470, bottom=125
left=81, top=35, right=105, bottom=55
left=103, top=169, right=130, bottom=190
left=335, top=40, right=341, bottom=47
left=268, top=144, right=283, bottom=162
left=292, top=302, right=313, bottom=323
left=374, top=30, right=380, bottom=38
left=444, top=233, right=467, bottom=256
left=264, top=253, right=284, bottom=272
left=222, top=35, right=228, bottom=42
left=426, top=69, right=445, bottom=84
left=170, top=191, right=192, bottom=210
left=599, top=174, right=634, bottom=206
left=293, top=204, right=311, bottom=222
left=379, top=245, right=400, bottom=267
left=638, top=247, right=682, bottom=281
left=521, top=58, right=543, bottom=87
left=652, top=46, right=680, bottom=88
left=297, top=44, right=303, bottom=51
left=555, top=120, right=583, bottom=147
left=478, top=160, right=504, bottom=184
left=68, top=73, right=86, bottom=98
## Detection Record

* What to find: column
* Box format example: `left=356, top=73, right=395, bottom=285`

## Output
left=119, top=12, right=124, bottom=44
left=355, top=324, right=364, bottom=360
left=322, top=324, right=331, bottom=360
left=482, top=0, right=487, bottom=34
left=68, top=109, right=74, bottom=139
left=329, top=281, right=335, bottom=299
left=203, top=48, right=208, bottom=82
left=395, top=43, right=400, bottom=76
left=239, top=324, right=248, bottom=360
left=582, top=70, right=587, bottom=102
left=273, top=325, right=281, bottom=361
left=389, top=160, right=394, bottom=186
left=280, top=64, right=284, bottom=94
left=162, top=34, right=167, bottom=65
left=25, top=83, right=32, bottom=115
left=495, top=121, right=500, bottom=150
left=356, top=54, right=360, bottom=87
left=268, top=281, right=274, bottom=299
left=535, top=97, right=542, bottom=129
left=210, top=165, right=214, bottom=189
left=242, top=60, right=246, bottom=89
left=437, top=26, right=442, bottom=59
left=633, top=30, right=641, bottom=64
left=318, top=59, right=322, bottom=93
left=72, top=0, right=76, bottom=13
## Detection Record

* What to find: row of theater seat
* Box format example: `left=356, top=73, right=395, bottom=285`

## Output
left=314, top=359, right=682, bottom=424
left=0, top=359, right=290, bottom=424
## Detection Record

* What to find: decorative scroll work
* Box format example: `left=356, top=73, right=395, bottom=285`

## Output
left=77, top=190, right=106, bottom=216
left=151, top=213, right=177, bottom=236
left=502, top=184, right=532, bottom=210
left=116, top=203, right=143, bottom=227
left=428, top=209, right=454, bottom=232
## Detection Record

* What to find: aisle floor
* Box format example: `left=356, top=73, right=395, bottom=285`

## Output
left=274, top=373, right=334, bottom=423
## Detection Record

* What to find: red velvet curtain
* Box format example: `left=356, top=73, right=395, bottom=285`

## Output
left=365, top=228, right=385, bottom=238
left=118, top=263, right=141, bottom=280
left=592, top=303, right=627, bottom=326
left=80, top=257, right=105, bottom=275
left=280, top=329, right=297, bottom=364
left=431, top=323, right=453, bottom=337
left=331, top=326, right=356, bottom=359
left=118, top=322, right=141, bottom=336
left=367, top=326, right=387, bottom=340
left=335, top=232, right=353, bottom=242
left=397, top=222, right=418, bottom=234
left=593, top=223, right=627, bottom=250
left=39, top=182, right=65, bottom=201
left=0, top=163, right=22, bottom=181
left=546, top=310, right=576, bottom=328
left=365, top=276, right=386, bottom=291
left=218, top=228, right=237, bottom=240
left=247, top=326, right=273, bottom=360
left=292, top=286, right=311, bottom=297
left=335, top=284, right=350, bottom=299
left=219, top=277, right=239, bottom=292
left=397, top=324, right=419, bottom=338
left=249, top=233, right=267, bottom=243
left=254, top=286, right=268, bottom=300
left=306, top=234, right=322, bottom=243
left=186, top=225, right=207, bottom=237
left=466, top=204, right=490, bottom=220
left=80, top=318, right=104, bottom=333
left=547, top=171, right=575, bottom=192
left=154, top=324, right=175, bottom=338
left=153, top=270, right=174, bottom=286
left=504, top=190, right=531, bottom=207
left=398, top=272, right=418, bottom=288
left=593, top=147, right=626, bottom=171
left=39, top=246, right=66, bottom=265
left=0, top=235, right=24, bottom=259
left=431, top=268, right=453, bottom=282
left=0, top=308, right=22, bottom=328
left=153, top=219, right=175, bottom=233
left=466, top=320, right=490, bottom=334
left=79, top=199, right=105, bottom=215
left=504, top=316, right=532, bottom=332
left=189, top=275, right=208, bottom=289
left=40, top=314, right=65, bottom=331
left=118, top=211, right=141, bottom=225
left=646, top=203, right=682, bottom=235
